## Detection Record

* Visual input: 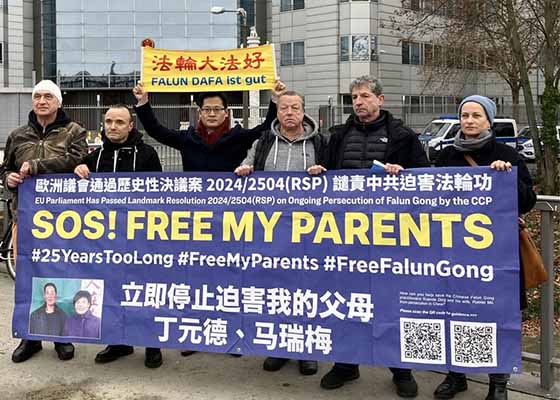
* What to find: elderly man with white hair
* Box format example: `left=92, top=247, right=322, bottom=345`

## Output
left=2, top=79, right=87, bottom=363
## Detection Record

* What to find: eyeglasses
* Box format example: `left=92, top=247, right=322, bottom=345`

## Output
left=200, top=107, right=226, bottom=114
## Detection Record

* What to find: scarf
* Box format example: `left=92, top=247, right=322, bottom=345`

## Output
left=196, top=115, right=231, bottom=146
left=453, top=129, right=493, bottom=152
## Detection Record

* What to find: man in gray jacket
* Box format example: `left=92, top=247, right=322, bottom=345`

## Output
left=234, top=90, right=327, bottom=376
left=235, top=91, right=327, bottom=176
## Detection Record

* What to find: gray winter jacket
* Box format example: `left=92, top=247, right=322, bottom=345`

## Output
left=241, top=115, right=323, bottom=171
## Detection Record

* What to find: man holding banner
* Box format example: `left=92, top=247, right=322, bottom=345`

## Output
left=132, top=79, right=286, bottom=172
left=234, top=90, right=328, bottom=376
left=74, top=104, right=164, bottom=368
left=3, top=80, right=87, bottom=363
left=321, top=75, right=429, bottom=397
left=235, top=90, right=327, bottom=177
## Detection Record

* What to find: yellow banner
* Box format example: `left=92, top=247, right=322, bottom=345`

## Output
left=141, top=44, right=276, bottom=92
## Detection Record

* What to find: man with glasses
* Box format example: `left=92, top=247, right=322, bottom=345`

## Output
left=132, top=81, right=285, bottom=172
left=132, top=81, right=285, bottom=357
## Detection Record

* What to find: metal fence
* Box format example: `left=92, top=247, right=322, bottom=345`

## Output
left=65, top=102, right=550, bottom=140
left=65, top=103, right=274, bottom=172
left=64, top=103, right=271, bottom=133
left=62, top=101, right=556, bottom=174
left=317, top=104, right=548, bottom=134
left=64, top=103, right=271, bottom=172
left=522, top=195, right=559, bottom=392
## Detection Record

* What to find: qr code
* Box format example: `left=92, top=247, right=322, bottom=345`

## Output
left=450, top=321, right=497, bottom=367
left=400, top=318, right=446, bottom=364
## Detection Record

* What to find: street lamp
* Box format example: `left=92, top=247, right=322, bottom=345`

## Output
left=210, top=6, right=249, bottom=128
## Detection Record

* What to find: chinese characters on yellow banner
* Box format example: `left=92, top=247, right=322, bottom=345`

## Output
left=141, top=44, right=276, bottom=92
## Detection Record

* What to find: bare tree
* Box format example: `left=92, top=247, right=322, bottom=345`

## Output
left=390, top=0, right=559, bottom=194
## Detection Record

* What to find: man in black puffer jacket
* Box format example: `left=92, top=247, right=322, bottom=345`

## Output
left=322, top=76, right=429, bottom=398
left=327, top=77, right=428, bottom=174
left=74, top=104, right=163, bottom=369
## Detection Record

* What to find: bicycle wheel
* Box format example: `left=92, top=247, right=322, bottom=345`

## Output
left=5, top=230, right=15, bottom=280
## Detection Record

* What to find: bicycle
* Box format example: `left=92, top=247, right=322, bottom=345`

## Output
left=0, top=197, right=15, bottom=280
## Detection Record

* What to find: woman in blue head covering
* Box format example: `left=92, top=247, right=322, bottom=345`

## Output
left=433, top=95, right=536, bottom=400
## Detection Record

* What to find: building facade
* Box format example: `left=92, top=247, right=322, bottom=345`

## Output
left=0, top=0, right=547, bottom=139
left=267, top=0, right=543, bottom=130
left=38, top=0, right=240, bottom=105
left=0, top=0, right=34, bottom=88
left=0, top=1, right=34, bottom=144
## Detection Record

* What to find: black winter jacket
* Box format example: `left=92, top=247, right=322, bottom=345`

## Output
left=435, top=140, right=536, bottom=214
left=83, top=128, right=162, bottom=173
left=134, top=101, right=277, bottom=172
left=327, top=110, right=429, bottom=170
left=435, top=138, right=537, bottom=310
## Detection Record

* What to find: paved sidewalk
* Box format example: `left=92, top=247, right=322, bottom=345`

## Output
left=0, top=272, right=552, bottom=400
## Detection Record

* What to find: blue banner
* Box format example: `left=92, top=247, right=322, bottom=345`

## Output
left=13, top=168, right=520, bottom=373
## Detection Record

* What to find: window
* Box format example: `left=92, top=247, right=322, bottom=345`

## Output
left=293, top=0, right=305, bottom=10
left=293, top=41, right=305, bottom=65
left=434, top=96, right=443, bottom=113
left=280, top=41, right=305, bottom=66
left=424, top=96, right=434, bottom=114
left=447, top=46, right=466, bottom=69
left=340, top=36, right=349, bottom=61
left=410, top=95, right=421, bottom=113
left=424, top=43, right=433, bottom=66
left=281, top=0, right=305, bottom=11
left=340, top=35, right=378, bottom=62
left=446, top=96, right=458, bottom=111
left=403, top=95, right=459, bottom=114
left=445, top=124, right=460, bottom=139
left=402, top=41, right=410, bottom=64
left=0, top=43, right=3, bottom=64
left=493, top=122, right=515, bottom=138
left=433, top=44, right=443, bottom=65
left=281, top=43, right=292, bottom=66
left=404, top=0, right=439, bottom=13
left=340, top=94, right=354, bottom=114
left=410, top=42, right=420, bottom=65
left=280, top=0, right=291, bottom=11
left=423, top=0, right=434, bottom=12
left=402, top=41, right=429, bottom=65
left=404, top=95, right=422, bottom=113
